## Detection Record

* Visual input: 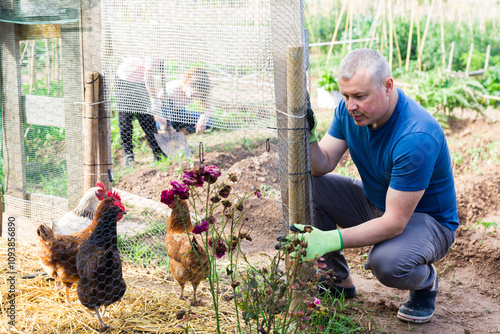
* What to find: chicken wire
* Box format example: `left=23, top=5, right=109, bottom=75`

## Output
left=100, top=0, right=312, bottom=262
left=0, top=0, right=84, bottom=225
left=2, top=0, right=313, bottom=328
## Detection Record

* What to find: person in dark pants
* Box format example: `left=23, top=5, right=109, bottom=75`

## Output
left=280, top=49, right=458, bottom=324
left=115, top=57, right=166, bottom=166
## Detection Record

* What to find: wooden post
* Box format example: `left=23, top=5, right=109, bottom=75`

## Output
left=271, top=0, right=304, bottom=226
left=29, top=40, right=36, bottom=94
left=97, top=75, right=113, bottom=191
left=83, top=72, right=100, bottom=191
left=447, top=41, right=455, bottom=72
left=287, top=45, right=315, bottom=313
left=0, top=21, right=27, bottom=201
left=465, top=43, right=474, bottom=77
left=484, top=45, right=491, bottom=71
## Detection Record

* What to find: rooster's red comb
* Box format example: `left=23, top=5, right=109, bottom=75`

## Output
left=95, top=183, right=107, bottom=200
left=106, top=190, right=122, bottom=202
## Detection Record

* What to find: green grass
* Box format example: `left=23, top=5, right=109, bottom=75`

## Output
left=117, top=219, right=170, bottom=267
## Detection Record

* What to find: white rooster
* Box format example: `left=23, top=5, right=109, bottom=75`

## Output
left=52, top=183, right=107, bottom=235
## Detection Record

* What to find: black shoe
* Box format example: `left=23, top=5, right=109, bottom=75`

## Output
left=318, top=276, right=356, bottom=299
left=397, top=264, right=438, bottom=324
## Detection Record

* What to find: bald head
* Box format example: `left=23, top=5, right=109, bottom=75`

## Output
left=338, top=48, right=391, bottom=86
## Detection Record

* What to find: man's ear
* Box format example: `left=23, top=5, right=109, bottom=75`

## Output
left=384, top=77, right=394, bottom=95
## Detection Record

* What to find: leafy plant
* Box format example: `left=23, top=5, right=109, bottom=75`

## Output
left=469, top=219, right=498, bottom=240
left=407, top=69, right=487, bottom=126
left=481, top=65, right=500, bottom=105
left=160, top=165, right=362, bottom=333
left=317, top=69, right=340, bottom=92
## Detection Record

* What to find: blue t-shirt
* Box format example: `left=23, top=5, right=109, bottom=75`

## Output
left=327, top=88, right=458, bottom=231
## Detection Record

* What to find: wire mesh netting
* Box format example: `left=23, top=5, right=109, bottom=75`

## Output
left=1, top=0, right=313, bottom=331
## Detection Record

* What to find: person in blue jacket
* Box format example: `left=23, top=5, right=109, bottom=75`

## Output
left=283, top=48, right=458, bottom=324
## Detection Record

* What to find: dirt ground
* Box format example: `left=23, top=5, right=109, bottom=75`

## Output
left=114, top=105, right=500, bottom=333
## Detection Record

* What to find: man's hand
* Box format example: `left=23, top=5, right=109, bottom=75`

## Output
left=276, top=224, right=343, bottom=261
left=150, top=98, right=163, bottom=114
left=306, top=98, right=318, bottom=144
left=195, top=114, right=208, bottom=134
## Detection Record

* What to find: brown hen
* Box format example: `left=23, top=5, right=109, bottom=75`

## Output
left=165, top=198, right=208, bottom=305
left=36, top=183, right=109, bottom=302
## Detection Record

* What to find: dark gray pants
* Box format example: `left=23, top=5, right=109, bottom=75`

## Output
left=312, top=173, right=456, bottom=291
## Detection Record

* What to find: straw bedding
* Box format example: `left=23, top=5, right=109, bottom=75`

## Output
left=0, top=240, right=238, bottom=333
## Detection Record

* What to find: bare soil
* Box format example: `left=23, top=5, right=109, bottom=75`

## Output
left=115, top=107, right=500, bottom=333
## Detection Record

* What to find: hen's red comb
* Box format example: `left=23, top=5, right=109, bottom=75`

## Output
left=96, top=182, right=106, bottom=190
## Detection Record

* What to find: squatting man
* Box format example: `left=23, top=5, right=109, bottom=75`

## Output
left=279, top=48, right=458, bottom=324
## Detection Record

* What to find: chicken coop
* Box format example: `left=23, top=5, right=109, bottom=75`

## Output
left=1, top=0, right=313, bottom=236
left=1, top=0, right=315, bottom=331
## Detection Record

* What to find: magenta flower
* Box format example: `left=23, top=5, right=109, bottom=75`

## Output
left=313, top=297, right=321, bottom=305
left=182, top=171, right=197, bottom=186
left=254, top=189, right=262, bottom=198
left=160, top=189, right=175, bottom=206
left=192, top=220, right=209, bottom=234
left=171, top=181, right=189, bottom=199
left=203, top=165, right=221, bottom=184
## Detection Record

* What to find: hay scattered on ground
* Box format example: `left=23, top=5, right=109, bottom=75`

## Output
left=0, top=240, right=238, bottom=333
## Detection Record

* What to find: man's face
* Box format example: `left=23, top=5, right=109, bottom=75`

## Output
left=339, top=68, right=393, bottom=129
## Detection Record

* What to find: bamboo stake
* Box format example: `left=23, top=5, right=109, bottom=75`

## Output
left=439, top=0, right=446, bottom=69
left=388, top=0, right=394, bottom=70
left=465, top=43, right=474, bottom=77
left=326, top=0, right=347, bottom=68
left=393, top=23, right=403, bottom=68
left=348, top=0, right=353, bottom=53
left=415, top=3, right=421, bottom=70
left=305, top=4, right=317, bottom=57
left=447, top=41, right=455, bottom=72
left=405, top=0, right=415, bottom=73
left=341, top=3, right=350, bottom=58
left=83, top=72, right=100, bottom=191
left=484, top=45, right=491, bottom=71
left=417, top=0, right=435, bottom=72
left=368, top=0, right=384, bottom=49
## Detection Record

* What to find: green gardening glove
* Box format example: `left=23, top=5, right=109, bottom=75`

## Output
left=276, top=224, right=343, bottom=261
left=306, top=97, right=318, bottom=144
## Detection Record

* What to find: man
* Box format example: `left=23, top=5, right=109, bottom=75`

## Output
left=283, top=48, right=458, bottom=324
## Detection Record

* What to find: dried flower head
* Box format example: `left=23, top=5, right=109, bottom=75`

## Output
left=228, top=173, right=238, bottom=182
left=219, top=185, right=232, bottom=198
left=208, top=237, right=227, bottom=258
